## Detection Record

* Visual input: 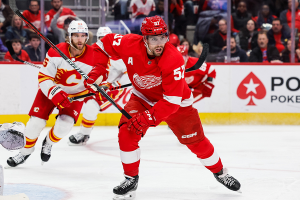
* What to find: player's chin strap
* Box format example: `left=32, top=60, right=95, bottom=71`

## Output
left=143, top=37, right=154, bottom=54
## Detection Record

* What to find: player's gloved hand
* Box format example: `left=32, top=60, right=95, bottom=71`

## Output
left=202, top=82, right=214, bottom=98
left=48, top=86, right=71, bottom=109
left=127, top=110, right=156, bottom=136
left=84, top=71, right=104, bottom=92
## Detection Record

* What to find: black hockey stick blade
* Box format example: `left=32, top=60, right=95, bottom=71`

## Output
left=185, top=43, right=209, bottom=73
left=68, top=93, right=96, bottom=102
left=8, top=0, right=132, bottom=119
left=5, top=40, right=20, bottom=61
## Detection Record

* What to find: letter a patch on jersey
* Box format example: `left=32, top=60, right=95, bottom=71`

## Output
left=128, top=57, right=133, bottom=65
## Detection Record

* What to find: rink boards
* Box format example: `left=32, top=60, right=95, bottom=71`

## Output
left=0, top=62, right=299, bottom=125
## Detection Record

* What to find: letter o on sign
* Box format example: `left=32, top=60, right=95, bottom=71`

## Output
left=286, top=77, right=300, bottom=91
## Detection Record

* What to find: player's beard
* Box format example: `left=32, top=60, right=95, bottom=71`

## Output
left=71, top=40, right=85, bottom=50
left=151, top=45, right=164, bottom=56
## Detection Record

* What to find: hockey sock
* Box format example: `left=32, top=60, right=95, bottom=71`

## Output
left=119, top=125, right=142, bottom=177
left=47, top=115, right=74, bottom=145
left=80, top=118, right=96, bottom=135
left=186, top=137, right=223, bottom=173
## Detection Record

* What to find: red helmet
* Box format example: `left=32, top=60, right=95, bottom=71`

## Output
left=169, top=33, right=180, bottom=47
left=177, top=45, right=188, bottom=56
left=141, top=16, right=168, bottom=36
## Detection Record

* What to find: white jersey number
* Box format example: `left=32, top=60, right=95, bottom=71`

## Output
left=174, top=65, right=185, bottom=81
left=113, top=34, right=123, bottom=46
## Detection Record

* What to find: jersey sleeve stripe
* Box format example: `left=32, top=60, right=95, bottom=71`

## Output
left=163, top=95, right=182, bottom=105
left=96, top=40, right=111, bottom=57
left=38, top=72, right=54, bottom=83
left=181, top=92, right=194, bottom=107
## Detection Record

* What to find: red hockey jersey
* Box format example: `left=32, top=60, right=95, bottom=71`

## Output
left=93, top=33, right=193, bottom=125
left=4, top=50, right=31, bottom=62
left=184, top=57, right=216, bottom=103
left=22, top=10, right=43, bottom=30
left=45, top=7, right=76, bottom=29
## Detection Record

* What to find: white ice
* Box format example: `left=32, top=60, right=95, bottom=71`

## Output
left=1, top=125, right=300, bottom=200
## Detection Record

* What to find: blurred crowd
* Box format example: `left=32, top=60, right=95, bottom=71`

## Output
left=0, top=0, right=299, bottom=63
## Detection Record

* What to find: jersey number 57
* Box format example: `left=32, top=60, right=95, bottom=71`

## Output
left=174, top=65, right=185, bottom=80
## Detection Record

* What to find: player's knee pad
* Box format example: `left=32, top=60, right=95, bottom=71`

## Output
left=118, top=124, right=141, bottom=151
left=24, top=116, right=47, bottom=139
left=53, top=114, right=74, bottom=138
left=82, top=99, right=100, bottom=120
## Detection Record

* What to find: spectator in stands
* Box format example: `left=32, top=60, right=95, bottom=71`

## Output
left=232, top=0, right=252, bottom=31
left=281, top=39, right=300, bottom=62
left=113, top=0, right=130, bottom=21
left=130, top=0, right=155, bottom=19
left=249, top=31, right=281, bottom=63
left=0, top=38, right=7, bottom=52
left=22, top=0, right=42, bottom=30
left=148, top=0, right=173, bottom=28
left=45, top=0, right=76, bottom=30
left=5, top=15, right=29, bottom=45
left=181, top=38, right=199, bottom=57
left=239, top=19, right=258, bottom=56
left=280, top=0, right=300, bottom=31
left=24, top=33, right=41, bottom=61
left=217, top=36, right=248, bottom=63
left=253, top=4, right=277, bottom=29
left=267, top=18, right=290, bottom=53
left=209, top=18, right=228, bottom=53
left=0, top=0, right=13, bottom=33
left=50, top=7, right=80, bottom=44
left=4, top=39, right=30, bottom=62
left=170, top=0, right=186, bottom=38
left=169, top=33, right=180, bottom=47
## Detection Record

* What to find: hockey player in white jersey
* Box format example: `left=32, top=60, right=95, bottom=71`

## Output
left=6, top=20, right=107, bottom=167
left=0, top=122, right=25, bottom=150
left=68, top=26, right=131, bottom=145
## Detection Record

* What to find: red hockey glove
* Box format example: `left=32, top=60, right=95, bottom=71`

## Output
left=202, top=82, right=215, bottom=98
left=127, top=110, right=156, bottom=136
left=84, top=68, right=107, bottom=92
left=48, top=86, right=71, bottom=109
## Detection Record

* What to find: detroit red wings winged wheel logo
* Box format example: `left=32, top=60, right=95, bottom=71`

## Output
left=237, top=72, right=266, bottom=106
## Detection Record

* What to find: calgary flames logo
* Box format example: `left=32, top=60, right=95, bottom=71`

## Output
left=133, top=73, right=162, bottom=89
left=54, top=69, right=82, bottom=86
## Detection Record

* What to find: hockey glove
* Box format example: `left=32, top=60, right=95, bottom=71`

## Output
left=127, top=110, right=156, bottom=136
left=202, top=82, right=214, bottom=98
left=48, top=86, right=71, bottom=109
left=84, top=70, right=104, bottom=92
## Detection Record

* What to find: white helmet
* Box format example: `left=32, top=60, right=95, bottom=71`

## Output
left=68, top=20, right=89, bottom=47
left=97, top=27, right=112, bottom=38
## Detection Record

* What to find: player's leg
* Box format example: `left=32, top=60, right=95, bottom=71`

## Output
left=41, top=100, right=84, bottom=163
left=6, top=90, right=53, bottom=167
left=113, top=95, right=151, bottom=200
left=69, top=98, right=100, bottom=145
left=165, top=105, right=241, bottom=192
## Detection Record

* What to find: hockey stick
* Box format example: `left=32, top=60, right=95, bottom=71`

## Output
left=6, top=40, right=41, bottom=69
left=8, top=0, right=132, bottom=119
left=185, top=43, right=209, bottom=73
left=68, top=93, right=96, bottom=102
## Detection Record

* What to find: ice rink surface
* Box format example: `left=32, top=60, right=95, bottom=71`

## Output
left=1, top=125, right=300, bottom=200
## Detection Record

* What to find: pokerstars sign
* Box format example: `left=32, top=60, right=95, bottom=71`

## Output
left=232, top=65, right=300, bottom=113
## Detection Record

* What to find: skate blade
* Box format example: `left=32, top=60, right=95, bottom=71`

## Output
left=236, top=189, right=242, bottom=193
left=4, top=164, right=15, bottom=169
left=113, top=191, right=136, bottom=200
left=41, top=161, right=45, bottom=166
left=67, top=141, right=86, bottom=146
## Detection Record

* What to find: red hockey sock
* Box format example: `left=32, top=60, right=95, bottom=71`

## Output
left=186, top=137, right=223, bottom=173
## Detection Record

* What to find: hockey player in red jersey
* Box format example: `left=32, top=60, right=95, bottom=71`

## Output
left=68, top=26, right=130, bottom=145
left=177, top=45, right=216, bottom=103
left=6, top=20, right=107, bottom=167
left=85, top=16, right=241, bottom=199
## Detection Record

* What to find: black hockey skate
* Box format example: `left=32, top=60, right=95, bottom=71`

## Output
left=68, top=133, right=90, bottom=146
left=41, top=137, right=52, bottom=163
left=113, top=175, right=139, bottom=200
left=7, top=153, right=30, bottom=167
left=214, top=168, right=241, bottom=192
